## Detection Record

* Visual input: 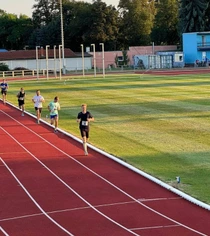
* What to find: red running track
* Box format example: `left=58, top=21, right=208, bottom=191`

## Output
left=0, top=102, right=210, bottom=236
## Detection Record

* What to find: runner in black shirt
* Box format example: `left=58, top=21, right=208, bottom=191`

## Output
left=77, top=104, right=94, bottom=155
left=17, top=88, right=26, bottom=116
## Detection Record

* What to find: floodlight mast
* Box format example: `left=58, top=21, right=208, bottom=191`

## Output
left=60, top=0, right=66, bottom=75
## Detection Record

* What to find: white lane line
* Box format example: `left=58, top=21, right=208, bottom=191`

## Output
left=0, top=110, right=208, bottom=236
left=0, top=157, right=74, bottom=236
left=0, top=201, right=136, bottom=222
left=130, top=224, right=180, bottom=231
left=0, top=226, right=9, bottom=236
left=138, top=197, right=182, bottom=202
left=0, top=127, right=138, bottom=236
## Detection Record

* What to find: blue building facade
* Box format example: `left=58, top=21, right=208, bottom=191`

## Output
left=0, top=49, right=7, bottom=52
left=183, top=32, right=210, bottom=65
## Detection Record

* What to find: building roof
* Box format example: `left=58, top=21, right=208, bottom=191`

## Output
left=0, top=48, right=86, bottom=60
left=183, top=31, right=210, bottom=36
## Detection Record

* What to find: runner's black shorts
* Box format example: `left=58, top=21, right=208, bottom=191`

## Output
left=18, top=100, right=25, bottom=106
left=35, top=107, right=42, bottom=113
left=80, top=128, right=89, bottom=138
left=1, top=90, right=7, bottom=95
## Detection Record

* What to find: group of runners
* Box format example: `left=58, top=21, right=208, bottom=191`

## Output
left=1, top=79, right=94, bottom=156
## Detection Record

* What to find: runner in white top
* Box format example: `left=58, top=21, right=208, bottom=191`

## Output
left=32, top=90, right=45, bottom=124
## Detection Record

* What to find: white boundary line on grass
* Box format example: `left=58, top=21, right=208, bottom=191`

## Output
left=3, top=100, right=210, bottom=211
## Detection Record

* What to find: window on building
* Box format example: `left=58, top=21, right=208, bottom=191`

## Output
left=174, top=54, right=183, bottom=62
left=117, top=56, right=124, bottom=61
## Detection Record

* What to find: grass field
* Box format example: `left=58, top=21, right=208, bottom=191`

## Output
left=5, top=73, right=210, bottom=204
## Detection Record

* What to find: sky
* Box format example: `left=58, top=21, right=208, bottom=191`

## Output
left=1, top=0, right=119, bottom=17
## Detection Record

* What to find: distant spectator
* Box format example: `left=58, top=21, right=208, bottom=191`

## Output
left=195, top=59, right=199, bottom=67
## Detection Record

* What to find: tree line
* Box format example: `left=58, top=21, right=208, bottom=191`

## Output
left=0, top=0, right=209, bottom=52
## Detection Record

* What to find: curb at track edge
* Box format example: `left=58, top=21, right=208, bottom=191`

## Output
left=2, top=99, right=210, bottom=212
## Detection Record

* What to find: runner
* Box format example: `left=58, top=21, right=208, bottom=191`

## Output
left=17, top=87, right=26, bottom=116
left=77, top=104, right=94, bottom=155
left=48, top=96, right=60, bottom=133
left=0, top=79, right=9, bottom=104
left=32, top=90, right=45, bottom=124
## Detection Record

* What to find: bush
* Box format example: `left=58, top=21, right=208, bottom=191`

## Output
left=0, top=63, right=10, bottom=71
left=14, top=67, right=29, bottom=70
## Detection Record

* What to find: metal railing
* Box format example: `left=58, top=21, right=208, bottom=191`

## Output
left=0, top=69, right=56, bottom=78
left=197, top=42, right=210, bottom=48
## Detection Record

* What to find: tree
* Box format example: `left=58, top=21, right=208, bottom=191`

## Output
left=0, top=63, right=10, bottom=71
left=28, top=18, right=61, bottom=48
left=32, top=0, right=60, bottom=28
left=179, top=0, right=208, bottom=33
left=118, top=0, right=156, bottom=48
left=61, top=1, right=93, bottom=51
left=0, top=12, right=33, bottom=50
left=52, top=0, right=120, bottom=51
left=204, top=0, right=210, bottom=30
left=151, top=0, right=179, bottom=45
left=83, top=0, right=119, bottom=50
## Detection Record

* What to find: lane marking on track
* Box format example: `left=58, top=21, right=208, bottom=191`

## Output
left=0, top=226, right=9, bottom=236
left=0, top=157, right=74, bottom=236
left=0, top=111, right=208, bottom=236
left=130, top=224, right=180, bottom=231
left=0, top=200, right=136, bottom=222
left=0, top=127, right=139, bottom=236
left=0, top=197, right=184, bottom=223
left=138, top=197, right=182, bottom=202
left=0, top=201, right=187, bottom=234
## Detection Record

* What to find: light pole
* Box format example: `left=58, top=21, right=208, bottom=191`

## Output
left=81, top=44, right=85, bottom=77
left=100, top=43, right=105, bottom=78
left=59, top=45, right=62, bottom=80
left=46, top=45, right=50, bottom=80
left=91, top=43, right=96, bottom=77
left=59, top=0, right=66, bottom=75
left=36, top=46, right=40, bottom=80
left=54, top=45, right=57, bottom=78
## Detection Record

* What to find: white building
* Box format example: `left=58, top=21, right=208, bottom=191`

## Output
left=0, top=48, right=92, bottom=72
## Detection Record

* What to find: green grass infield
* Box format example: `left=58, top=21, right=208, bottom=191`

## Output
left=5, top=73, right=210, bottom=204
